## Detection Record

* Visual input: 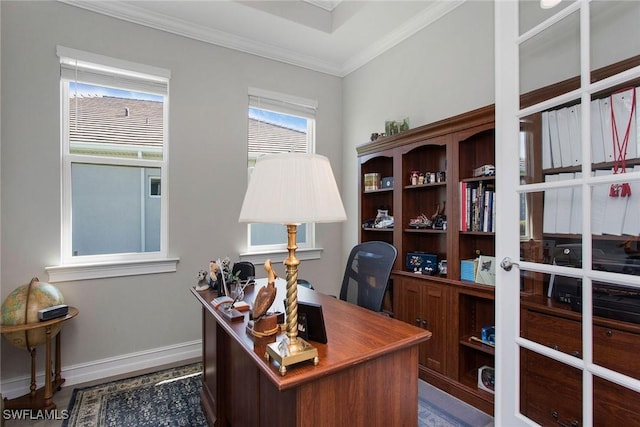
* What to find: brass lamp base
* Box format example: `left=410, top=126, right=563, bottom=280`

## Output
left=265, top=335, right=319, bottom=376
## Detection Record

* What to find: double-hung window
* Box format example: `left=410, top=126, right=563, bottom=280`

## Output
left=246, top=88, right=317, bottom=254
left=51, top=47, right=175, bottom=281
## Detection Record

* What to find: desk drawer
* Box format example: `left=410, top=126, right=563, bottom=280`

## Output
left=522, top=310, right=582, bottom=358
left=594, top=325, right=640, bottom=380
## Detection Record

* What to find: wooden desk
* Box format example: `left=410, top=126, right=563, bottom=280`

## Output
left=191, top=280, right=430, bottom=426
left=1, top=307, right=79, bottom=410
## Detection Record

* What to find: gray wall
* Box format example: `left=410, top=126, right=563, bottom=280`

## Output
left=1, top=1, right=343, bottom=383
left=341, top=1, right=496, bottom=251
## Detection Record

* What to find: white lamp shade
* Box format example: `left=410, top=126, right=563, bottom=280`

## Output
left=239, top=153, right=347, bottom=224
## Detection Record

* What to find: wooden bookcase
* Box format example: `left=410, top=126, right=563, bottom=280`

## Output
left=357, top=105, right=496, bottom=415
left=357, top=55, right=640, bottom=420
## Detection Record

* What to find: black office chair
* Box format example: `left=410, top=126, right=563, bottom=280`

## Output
left=232, top=261, right=255, bottom=282
left=297, top=279, right=314, bottom=290
left=339, top=241, right=397, bottom=313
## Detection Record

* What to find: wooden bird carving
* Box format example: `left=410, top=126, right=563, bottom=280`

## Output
left=252, top=260, right=277, bottom=319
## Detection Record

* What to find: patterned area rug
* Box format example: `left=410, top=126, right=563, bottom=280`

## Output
left=419, top=395, right=473, bottom=427
left=62, top=363, right=206, bottom=427
left=63, top=362, right=486, bottom=427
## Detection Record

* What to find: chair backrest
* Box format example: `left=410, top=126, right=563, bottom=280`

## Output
left=297, top=279, right=315, bottom=290
left=339, top=241, right=397, bottom=312
left=232, top=261, right=255, bottom=281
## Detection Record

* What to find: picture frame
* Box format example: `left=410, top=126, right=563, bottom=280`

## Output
left=297, top=301, right=328, bottom=344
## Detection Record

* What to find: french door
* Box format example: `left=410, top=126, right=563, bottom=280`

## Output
left=495, top=1, right=640, bottom=425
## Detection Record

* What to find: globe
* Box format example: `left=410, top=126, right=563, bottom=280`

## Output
left=1, top=278, right=65, bottom=350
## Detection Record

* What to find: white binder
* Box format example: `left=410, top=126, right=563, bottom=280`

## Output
left=557, top=107, right=573, bottom=168
left=611, top=88, right=637, bottom=160
left=568, top=104, right=581, bottom=166
left=601, top=173, right=628, bottom=237
left=548, top=110, right=562, bottom=168
left=591, top=169, right=611, bottom=236
left=622, top=165, right=640, bottom=236
left=570, top=172, right=582, bottom=235
left=543, top=174, right=559, bottom=234
left=555, top=172, right=574, bottom=234
left=600, top=97, right=615, bottom=163
left=542, top=111, right=553, bottom=169
left=591, top=99, right=606, bottom=164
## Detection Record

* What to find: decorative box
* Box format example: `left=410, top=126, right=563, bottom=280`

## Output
left=481, top=325, right=495, bottom=344
left=381, top=177, right=394, bottom=189
left=460, top=259, right=477, bottom=282
left=406, top=252, right=437, bottom=274
left=475, top=255, right=496, bottom=286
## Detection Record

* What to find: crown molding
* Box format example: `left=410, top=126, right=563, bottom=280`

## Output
left=341, top=0, right=465, bottom=76
left=58, top=0, right=464, bottom=77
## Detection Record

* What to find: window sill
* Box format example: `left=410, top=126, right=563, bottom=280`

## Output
left=45, top=258, right=179, bottom=283
left=239, top=248, right=323, bottom=266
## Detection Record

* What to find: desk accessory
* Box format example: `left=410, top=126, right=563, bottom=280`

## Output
left=212, top=295, right=233, bottom=309
left=297, top=301, right=327, bottom=344
left=239, top=153, right=346, bottom=375
left=219, top=306, right=244, bottom=322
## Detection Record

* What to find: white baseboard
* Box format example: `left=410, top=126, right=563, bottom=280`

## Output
left=0, top=339, right=202, bottom=399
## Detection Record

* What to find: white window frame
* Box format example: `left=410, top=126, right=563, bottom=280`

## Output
left=242, top=88, right=323, bottom=262
left=46, top=46, right=177, bottom=282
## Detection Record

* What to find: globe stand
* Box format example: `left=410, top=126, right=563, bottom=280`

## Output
left=1, top=307, right=78, bottom=411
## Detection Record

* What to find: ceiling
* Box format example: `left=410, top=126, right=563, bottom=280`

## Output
left=59, top=0, right=465, bottom=77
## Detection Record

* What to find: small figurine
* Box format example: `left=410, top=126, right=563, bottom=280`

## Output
left=252, top=260, right=277, bottom=320
left=207, top=260, right=220, bottom=289
left=195, top=270, right=210, bottom=291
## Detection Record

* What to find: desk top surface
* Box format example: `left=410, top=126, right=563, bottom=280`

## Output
left=191, top=279, right=430, bottom=390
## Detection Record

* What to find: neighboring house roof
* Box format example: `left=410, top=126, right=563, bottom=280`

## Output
left=248, top=118, right=306, bottom=155
left=69, top=96, right=163, bottom=147
left=69, top=96, right=306, bottom=153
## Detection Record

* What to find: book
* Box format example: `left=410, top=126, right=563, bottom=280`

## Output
left=475, top=255, right=496, bottom=286
left=460, top=182, right=468, bottom=231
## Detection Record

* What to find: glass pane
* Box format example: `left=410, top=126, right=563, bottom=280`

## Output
left=593, top=378, right=640, bottom=424
left=591, top=1, right=640, bottom=80
left=592, top=279, right=640, bottom=387
left=519, top=8, right=580, bottom=106
left=71, top=164, right=160, bottom=256
left=248, top=107, right=308, bottom=164
left=519, top=0, right=576, bottom=35
left=521, top=103, right=583, bottom=187
left=249, top=223, right=307, bottom=246
left=591, top=85, right=639, bottom=171
left=519, top=349, right=583, bottom=425
left=69, top=82, right=164, bottom=160
left=520, top=186, right=583, bottom=265
left=247, top=106, right=311, bottom=248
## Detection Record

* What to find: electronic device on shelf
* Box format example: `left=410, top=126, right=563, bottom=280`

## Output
left=550, top=244, right=640, bottom=324
left=478, top=365, right=495, bottom=394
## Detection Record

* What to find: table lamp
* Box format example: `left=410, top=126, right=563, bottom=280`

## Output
left=238, top=153, right=346, bottom=374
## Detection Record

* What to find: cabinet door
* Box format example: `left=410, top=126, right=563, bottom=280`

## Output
left=396, top=277, right=446, bottom=373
